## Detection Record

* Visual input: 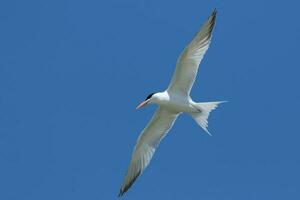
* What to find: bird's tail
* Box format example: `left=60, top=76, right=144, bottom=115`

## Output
left=190, top=101, right=226, bottom=135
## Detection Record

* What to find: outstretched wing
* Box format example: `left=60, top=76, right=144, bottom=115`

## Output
left=168, top=9, right=217, bottom=96
left=119, top=108, right=178, bottom=196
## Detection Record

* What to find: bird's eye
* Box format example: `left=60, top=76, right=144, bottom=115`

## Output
left=145, top=93, right=155, bottom=101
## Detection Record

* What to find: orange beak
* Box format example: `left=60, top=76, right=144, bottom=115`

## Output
left=136, top=99, right=150, bottom=109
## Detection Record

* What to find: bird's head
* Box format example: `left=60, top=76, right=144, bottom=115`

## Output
left=136, top=92, right=157, bottom=109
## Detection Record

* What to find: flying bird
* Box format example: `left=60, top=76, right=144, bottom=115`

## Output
left=119, top=9, right=224, bottom=196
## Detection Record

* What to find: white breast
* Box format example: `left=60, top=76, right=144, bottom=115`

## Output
left=153, top=91, right=196, bottom=113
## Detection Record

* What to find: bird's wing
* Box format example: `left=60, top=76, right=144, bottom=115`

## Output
left=119, top=108, right=178, bottom=196
left=167, top=9, right=217, bottom=96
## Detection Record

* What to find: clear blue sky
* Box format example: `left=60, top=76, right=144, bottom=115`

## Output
left=1, top=0, right=299, bottom=199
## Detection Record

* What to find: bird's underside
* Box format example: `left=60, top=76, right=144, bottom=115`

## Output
left=119, top=9, right=223, bottom=196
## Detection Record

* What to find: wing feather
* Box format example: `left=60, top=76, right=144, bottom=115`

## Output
left=168, top=9, right=217, bottom=95
left=119, top=108, right=178, bottom=196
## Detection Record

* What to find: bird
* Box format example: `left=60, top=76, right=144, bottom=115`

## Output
left=119, top=9, right=225, bottom=196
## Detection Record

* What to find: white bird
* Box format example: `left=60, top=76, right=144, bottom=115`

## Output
left=119, top=9, right=225, bottom=196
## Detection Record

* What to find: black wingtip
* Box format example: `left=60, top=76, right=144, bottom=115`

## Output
left=205, top=8, right=217, bottom=34
left=118, top=190, right=123, bottom=197
left=118, top=169, right=141, bottom=197
left=118, top=187, right=126, bottom=197
left=212, top=8, right=217, bottom=15
left=211, top=8, right=217, bottom=21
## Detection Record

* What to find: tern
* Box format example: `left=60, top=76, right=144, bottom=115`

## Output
left=119, top=9, right=225, bottom=196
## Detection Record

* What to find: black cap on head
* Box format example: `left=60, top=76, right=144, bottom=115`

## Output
left=145, top=93, right=155, bottom=101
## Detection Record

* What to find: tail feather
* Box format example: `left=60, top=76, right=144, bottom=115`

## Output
left=190, top=101, right=226, bottom=135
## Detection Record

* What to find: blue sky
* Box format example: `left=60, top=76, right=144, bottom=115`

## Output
left=1, top=0, right=300, bottom=199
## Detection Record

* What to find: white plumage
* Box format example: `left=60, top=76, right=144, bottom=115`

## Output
left=119, top=9, right=225, bottom=196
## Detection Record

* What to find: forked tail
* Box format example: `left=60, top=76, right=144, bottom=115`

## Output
left=190, top=101, right=226, bottom=135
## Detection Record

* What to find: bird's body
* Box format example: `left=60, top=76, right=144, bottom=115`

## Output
left=151, top=91, right=197, bottom=113
left=119, top=9, right=225, bottom=196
